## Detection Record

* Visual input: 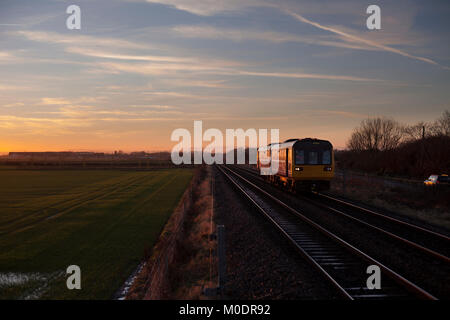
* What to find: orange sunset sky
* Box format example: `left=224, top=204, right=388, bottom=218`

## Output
left=1, top=0, right=449, bottom=153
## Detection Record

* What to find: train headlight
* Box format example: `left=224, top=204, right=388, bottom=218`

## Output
left=324, top=166, right=332, bottom=171
left=295, top=167, right=303, bottom=171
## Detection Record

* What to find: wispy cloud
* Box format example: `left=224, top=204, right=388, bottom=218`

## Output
left=144, top=0, right=267, bottom=16
left=95, top=60, right=383, bottom=83
left=35, top=106, right=183, bottom=118
left=39, top=97, right=108, bottom=107
left=159, top=78, right=232, bottom=88
left=0, top=52, right=13, bottom=59
left=142, top=91, right=207, bottom=99
left=0, top=114, right=185, bottom=138
left=172, top=25, right=376, bottom=51
left=16, top=31, right=150, bottom=50
left=2, top=102, right=25, bottom=108
left=97, top=61, right=227, bottom=76
left=311, top=109, right=366, bottom=119
left=128, top=105, right=178, bottom=110
left=149, top=1, right=445, bottom=69
left=41, top=98, right=72, bottom=105
left=65, top=47, right=197, bottom=63
left=234, top=70, right=381, bottom=82
left=0, top=84, right=34, bottom=91
left=287, top=12, right=447, bottom=69
left=12, top=27, right=393, bottom=86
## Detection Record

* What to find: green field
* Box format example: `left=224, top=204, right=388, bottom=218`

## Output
left=0, top=169, right=193, bottom=299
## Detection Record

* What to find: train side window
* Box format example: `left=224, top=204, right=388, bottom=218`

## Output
left=295, top=150, right=304, bottom=165
left=308, top=151, right=318, bottom=164
left=322, top=150, right=331, bottom=165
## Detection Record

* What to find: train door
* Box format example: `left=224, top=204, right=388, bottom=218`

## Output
left=256, top=151, right=259, bottom=170
left=279, top=149, right=284, bottom=176
left=285, top=149, right=289, bottom=176
left=287, top=148, right=292, bottom=177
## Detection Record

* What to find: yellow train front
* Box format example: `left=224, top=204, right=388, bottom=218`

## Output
left=257, top=138, right=334, bottom=191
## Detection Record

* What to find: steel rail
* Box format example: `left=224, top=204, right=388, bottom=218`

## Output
left=304, top=195, right=450, bottom=264
left=233, top=165, right=450, bottom=263
left=314, top=191, right=450, bottom=242
left=220, top=165, right=437, bottom=300
left=217, top=165, right=353, bottom=300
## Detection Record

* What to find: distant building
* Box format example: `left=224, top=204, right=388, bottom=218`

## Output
left=7, top=151, right=163, bottom=160
left=8, top=152, right=106, bottom=160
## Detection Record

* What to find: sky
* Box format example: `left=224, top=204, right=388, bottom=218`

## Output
left=0, top=0, right=449, bottom=152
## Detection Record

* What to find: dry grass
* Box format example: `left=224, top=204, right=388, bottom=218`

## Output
left=331, top=175, right=450, bottom=231
left=126, top=165, right=217, bottom=300
left=168, top=166, right=217, bottom=299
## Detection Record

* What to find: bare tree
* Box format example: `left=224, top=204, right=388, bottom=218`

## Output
left=347, top=130, right=365, bottom=151
left=381, top=118, right=404, bottom=150
left=430, top=110, right=450, bottom=137
left=403, top=121, right=430, bottom=141
left=347, top=117, right=404, bottom=151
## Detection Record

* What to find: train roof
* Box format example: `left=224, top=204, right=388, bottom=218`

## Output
left=258, top=138, right=332, bottom=151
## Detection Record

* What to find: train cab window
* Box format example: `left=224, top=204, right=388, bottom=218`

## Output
left=308, top=151, right=318, bottom=164
left=295, top=150, right=304, bottom=165
left=322, top=150, right=331, bottom=165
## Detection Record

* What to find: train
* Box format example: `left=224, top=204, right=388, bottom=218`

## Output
left=257, top=138, right=334, bottom=191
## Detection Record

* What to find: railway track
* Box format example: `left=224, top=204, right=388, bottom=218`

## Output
left=217, top=165, right=437, bottom=300
left=233, top=165, right=450, bottom=264
left=307, top=192, right=450, bottom=262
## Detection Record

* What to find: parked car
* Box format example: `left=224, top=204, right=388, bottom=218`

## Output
left=424, top=174, right=449, bottom=186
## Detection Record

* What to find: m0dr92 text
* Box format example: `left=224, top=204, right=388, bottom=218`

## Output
left=223, top=305, right=270, bottom=315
